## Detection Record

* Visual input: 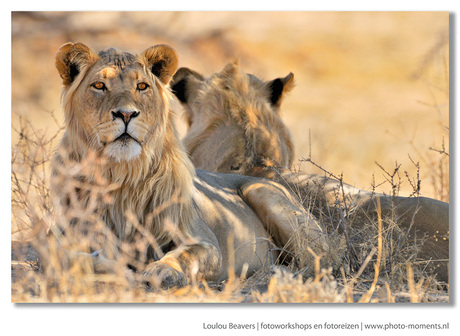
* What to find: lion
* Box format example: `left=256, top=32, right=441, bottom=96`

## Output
left=171, top=62, right=449, bottom=283
left=51, top=42, right=328, bottom=290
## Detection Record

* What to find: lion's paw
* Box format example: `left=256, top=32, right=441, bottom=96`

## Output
left=143, top=262, right=187, bottom=290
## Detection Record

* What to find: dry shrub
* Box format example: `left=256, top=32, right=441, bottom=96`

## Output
left=291, top=154, right=448, bottom=303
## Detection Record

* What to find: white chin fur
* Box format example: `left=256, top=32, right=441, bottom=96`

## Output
left=105, top=141, right=142, bottom=162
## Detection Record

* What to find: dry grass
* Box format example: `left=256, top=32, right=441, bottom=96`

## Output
left=11, top=12, right=449, bottom=303
left=11, top=118, right=448, bottom=303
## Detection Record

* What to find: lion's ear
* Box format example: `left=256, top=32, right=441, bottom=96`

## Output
left=55, top=42, right=98, bottom=86
left=171, top=67, right=204, bottom=103
left=142, top=44, right=179, bottom=85
left=267, top=73, right=295, bottom=109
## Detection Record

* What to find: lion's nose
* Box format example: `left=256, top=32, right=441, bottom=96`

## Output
left=112, top=110, right=140, bottom=124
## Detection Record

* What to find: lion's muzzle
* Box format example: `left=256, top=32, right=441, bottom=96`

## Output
left=111, top=108, right=142, bottom=145
left=111, top=109, right=140, bottom=125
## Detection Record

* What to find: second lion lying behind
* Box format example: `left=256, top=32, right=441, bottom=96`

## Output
left=172, top=62, right=449, bottom=283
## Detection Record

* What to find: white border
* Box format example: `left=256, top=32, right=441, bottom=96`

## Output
left=3, top=1, right=458, bottom=335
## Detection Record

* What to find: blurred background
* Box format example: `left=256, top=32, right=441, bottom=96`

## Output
left=11, top=11, right=449, bottom=200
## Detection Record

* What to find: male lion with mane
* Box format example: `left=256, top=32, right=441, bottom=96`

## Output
left=171, top=62, right=449, bottom=283
left=51, top=42, right=328, bottom=290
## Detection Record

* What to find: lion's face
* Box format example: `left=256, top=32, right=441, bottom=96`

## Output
left=171, top=63, right=295, bottom=174
left=73, top=53, right=161, bottom=161
left=56, top=43, right=178, bottom=162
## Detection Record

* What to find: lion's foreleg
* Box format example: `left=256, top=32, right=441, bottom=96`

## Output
left=143, top=240, right=222, bottom=289
left=240, top=180, right=328, bottom=256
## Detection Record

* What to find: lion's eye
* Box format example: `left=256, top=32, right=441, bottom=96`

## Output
left=92, top=82, right=106, bottom=90
left=137, top=82, right=149, bottom=91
